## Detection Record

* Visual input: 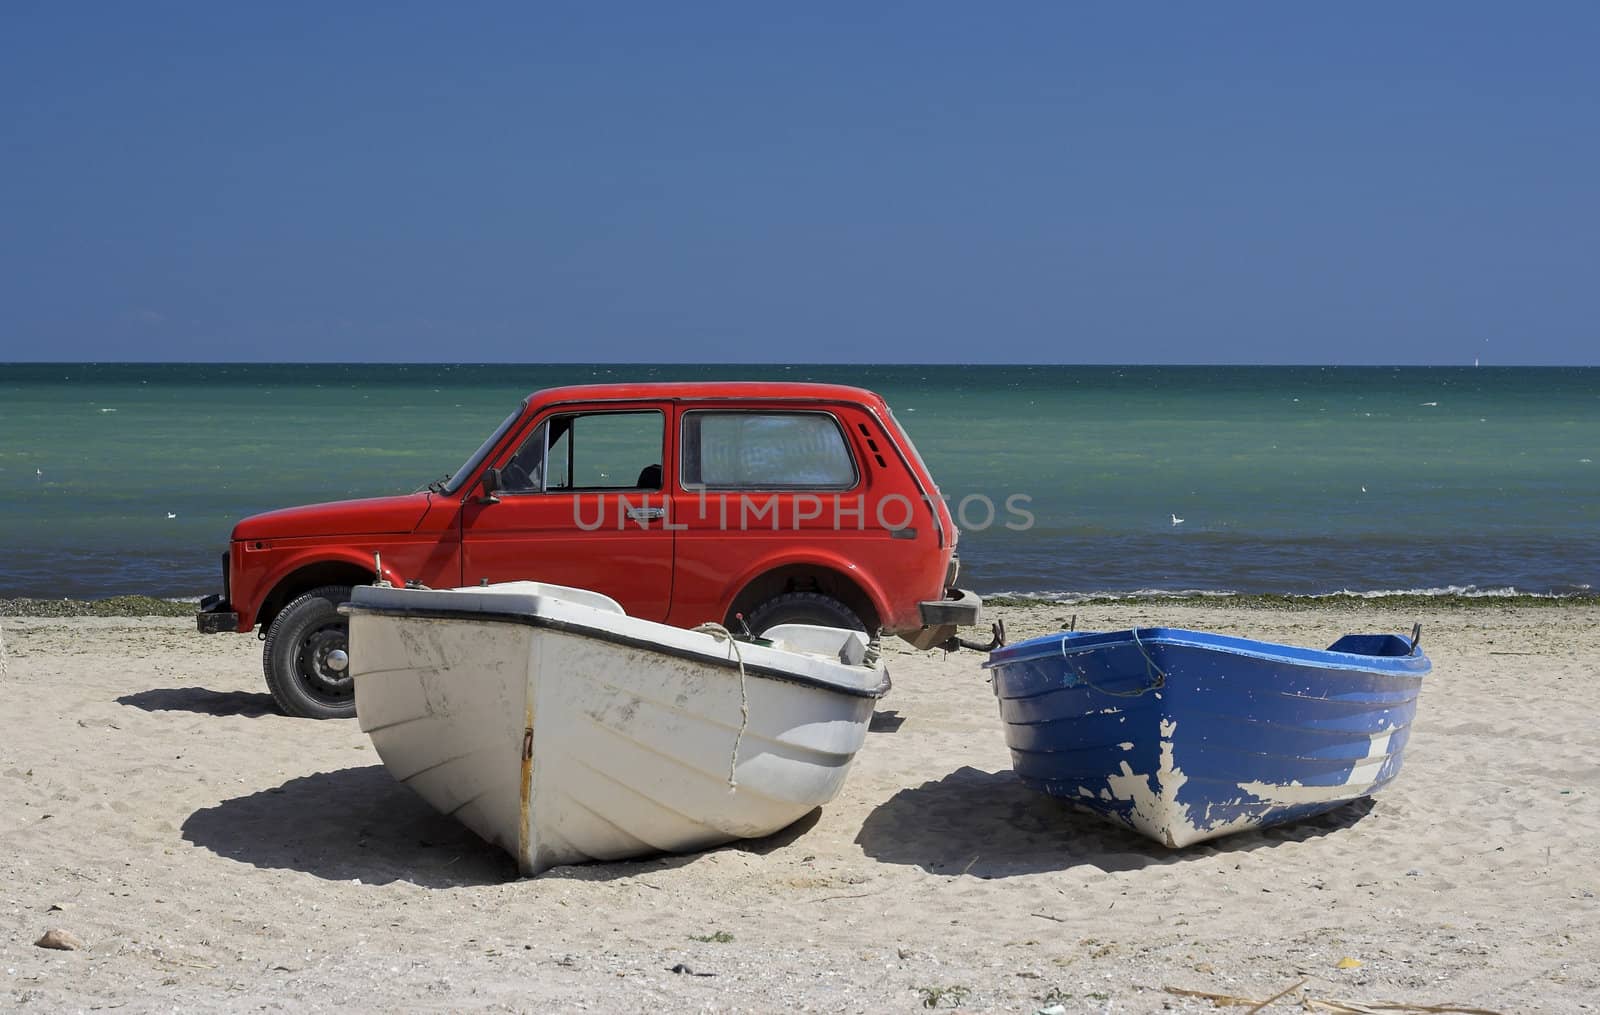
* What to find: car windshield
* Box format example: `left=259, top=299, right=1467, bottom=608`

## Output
left=440, top=400, right=527, bottom=494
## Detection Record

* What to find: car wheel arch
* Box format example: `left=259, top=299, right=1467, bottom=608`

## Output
left=256, top=559, right=374, bottom=632
left=722, top=561, right=886, bottom=634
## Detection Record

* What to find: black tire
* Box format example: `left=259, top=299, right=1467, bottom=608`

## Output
left=262, top=585, right=356, bottom=719
left=743, top=592, right=867, bottom=637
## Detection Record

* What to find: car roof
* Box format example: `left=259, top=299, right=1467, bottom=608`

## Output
left=526, top=381, right=889, bottom=407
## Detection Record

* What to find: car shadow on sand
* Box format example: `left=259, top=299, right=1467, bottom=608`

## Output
left=854, top=766, right=1375, bottom=878
left=118, top=686, right=281, bottom=718
left=868, top=709, right=906, bottom=733
left=182, top=765, right=518, bottom=888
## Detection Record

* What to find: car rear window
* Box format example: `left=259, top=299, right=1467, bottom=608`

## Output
left=681, top=411, right=857, bottom=490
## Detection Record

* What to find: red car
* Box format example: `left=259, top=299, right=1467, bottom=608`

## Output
left=197, top=382, right=981, bottom=718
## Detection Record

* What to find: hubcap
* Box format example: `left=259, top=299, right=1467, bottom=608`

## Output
left=299, top=624, right=353, bottom=702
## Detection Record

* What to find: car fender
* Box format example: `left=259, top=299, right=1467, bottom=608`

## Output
left=243, top=546, right=394, bottom=628
left=719, top=549, right=895, bottom=632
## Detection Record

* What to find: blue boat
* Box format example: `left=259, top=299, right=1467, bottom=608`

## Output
left=983, top=627, right=1430, bottom=847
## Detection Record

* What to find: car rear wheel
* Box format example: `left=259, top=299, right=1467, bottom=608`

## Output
left=744, top=592, right=867, bottom=637
left=263, top=585, right=357, bottom=719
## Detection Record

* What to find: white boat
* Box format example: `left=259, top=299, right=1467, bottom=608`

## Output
left=341, top=581, right=888, bottom=875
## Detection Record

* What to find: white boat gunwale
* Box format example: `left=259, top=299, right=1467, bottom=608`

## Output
left=339, top=601, right=891, bottom=700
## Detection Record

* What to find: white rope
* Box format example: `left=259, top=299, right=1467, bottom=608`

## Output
left=1059, top=627, right=1167, bottom=698
left=693, top=622, right=748, bottom=791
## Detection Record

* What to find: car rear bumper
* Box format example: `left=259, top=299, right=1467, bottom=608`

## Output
left=900, top=587, right=983, bottom=651
left=196, top=594, right=241, bottom=634
left=918, top=586, right=982, bottom=627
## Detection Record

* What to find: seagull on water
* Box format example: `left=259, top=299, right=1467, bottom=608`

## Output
left=166, top=512, right=177, bottom=519
left=1171, top=513, right=1184, bottom=526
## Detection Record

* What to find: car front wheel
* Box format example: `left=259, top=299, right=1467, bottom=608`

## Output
left=262, top=585, right=357, bottom=719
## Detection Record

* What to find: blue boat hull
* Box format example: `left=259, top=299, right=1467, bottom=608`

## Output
left=984, top=628, right=1430, bottom=847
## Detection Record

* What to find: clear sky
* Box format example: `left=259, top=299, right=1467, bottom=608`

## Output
left=3, top=2, right=1597, bottom=365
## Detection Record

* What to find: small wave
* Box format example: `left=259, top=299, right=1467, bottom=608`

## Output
left=988, top=584, right=1592, bottom=603
left=989, top=588, right=1242, bottom=604
left=1312, top=585, right=1532, bottom=599
left=1311, top=584, right=1594, bottom=599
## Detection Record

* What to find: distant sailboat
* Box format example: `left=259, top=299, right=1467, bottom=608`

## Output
left=1474, top=356, right=1480, bottom=367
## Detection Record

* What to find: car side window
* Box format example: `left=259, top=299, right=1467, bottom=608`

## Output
left=500, top=422, right=547, bottom=493
left=681, top=411, right=857, bottom=490
left=546, top=419, right=571, bottom=489
left=504, top=410, right=663, bottom=493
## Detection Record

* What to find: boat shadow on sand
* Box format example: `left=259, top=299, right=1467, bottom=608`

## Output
left=181, top=767, right=826, bottom=889
left=854, top=766, right=1375, bottom=878
left=117, top=686, right=280, bottom=718
left=182, top=766, right=519, bottom=888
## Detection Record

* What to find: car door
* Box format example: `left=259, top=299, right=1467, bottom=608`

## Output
left=459, top=403, right=674, bottom=621
left=668, top=404, right=870, bottom=623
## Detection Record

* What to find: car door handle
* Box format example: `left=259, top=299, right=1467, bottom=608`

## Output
left=626, top=506, right=666, bottom=521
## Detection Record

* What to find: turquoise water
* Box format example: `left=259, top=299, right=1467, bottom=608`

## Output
left=1, top=363, right=1596, bottom=600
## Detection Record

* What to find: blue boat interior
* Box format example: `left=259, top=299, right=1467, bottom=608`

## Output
left=1324, top=633, right=1415, bottom=657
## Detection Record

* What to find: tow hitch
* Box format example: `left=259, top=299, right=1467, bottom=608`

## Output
left=952, top=618, right=1006, bottom=653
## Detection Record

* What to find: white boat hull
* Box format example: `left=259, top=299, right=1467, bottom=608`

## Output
left=347, top=582, right=886, bottom=875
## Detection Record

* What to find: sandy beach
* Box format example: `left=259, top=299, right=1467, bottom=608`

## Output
left=1, top=601, right=1595, bottom=1013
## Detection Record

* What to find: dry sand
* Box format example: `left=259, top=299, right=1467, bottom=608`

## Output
left=1, top=603, right=1595, bottom=1013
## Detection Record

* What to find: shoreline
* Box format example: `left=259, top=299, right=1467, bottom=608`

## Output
left=982, top=589, right=1600, bottom=610
left=0, top=595, right=199, bottom=618
left=3, top=589, right=1597, bottom=619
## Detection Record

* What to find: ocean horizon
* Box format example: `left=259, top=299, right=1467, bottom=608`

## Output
left=2, top=362, right=1595, bottom=602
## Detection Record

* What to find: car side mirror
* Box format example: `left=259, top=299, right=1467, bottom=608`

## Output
left=478, top=467, right=502, bottom=504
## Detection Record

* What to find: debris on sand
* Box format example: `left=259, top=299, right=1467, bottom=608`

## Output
left=35, top=928, right=85, bottom=951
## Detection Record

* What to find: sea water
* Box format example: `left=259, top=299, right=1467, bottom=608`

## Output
left=0, top=363, right=1595, bottom=600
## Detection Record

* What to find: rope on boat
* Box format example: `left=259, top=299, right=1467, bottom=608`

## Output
left=1130, top=627, right=1169, bottom=692
left=1059, top=627, right=1168, bottom=698
left=693, top=622, right=749, bottom=791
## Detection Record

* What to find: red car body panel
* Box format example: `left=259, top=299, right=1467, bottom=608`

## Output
left=232, top=494, right=433, bottom=541
left=209, top=382, right=966, bottom=638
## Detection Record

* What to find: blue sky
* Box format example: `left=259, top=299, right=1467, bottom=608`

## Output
left=2, top=2, right=1597, bottom=364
